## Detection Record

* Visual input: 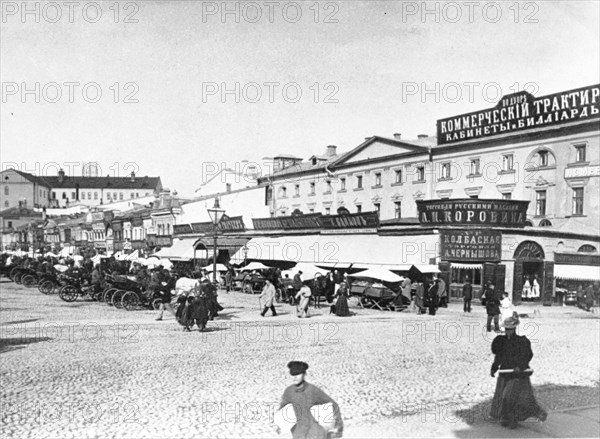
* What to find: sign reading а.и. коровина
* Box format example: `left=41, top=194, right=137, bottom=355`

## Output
left=416, top=199, right=529, bottom=228
left=441, top=229, right=502, bottom=262
left=437, top=84, right=600, bottom=145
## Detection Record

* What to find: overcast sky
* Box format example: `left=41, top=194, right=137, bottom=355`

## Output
left=1, top=0, right=599, bottom=197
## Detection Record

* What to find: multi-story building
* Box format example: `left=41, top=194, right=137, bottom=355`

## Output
left=0, top=169, right=52, bottom=209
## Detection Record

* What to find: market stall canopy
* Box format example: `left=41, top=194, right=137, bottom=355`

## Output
left=241, top=261, right=272, bottom=271
left=125, top=250, right=140, bottom=261
left=283, top=263, right=325, bottom=280
left=554, top=264, right=600, bottom=282
left=153, top=238, right=197, bottom=261
left=349, top=267, right=404, bottom=283
left=411, top=264, right=440, bottom=274
left=201, top=263, right=229, bottom=272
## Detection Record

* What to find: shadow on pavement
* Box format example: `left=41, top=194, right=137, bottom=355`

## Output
left=0, top=336, right=53, bottom=354
left=453, top=383, right=600, bottom=438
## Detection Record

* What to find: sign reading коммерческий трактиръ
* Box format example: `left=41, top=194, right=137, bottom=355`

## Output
left=437, top=84, right=600, bottom=145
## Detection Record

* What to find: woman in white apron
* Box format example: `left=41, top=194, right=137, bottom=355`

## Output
left=522, top=276, right=531, bottom=301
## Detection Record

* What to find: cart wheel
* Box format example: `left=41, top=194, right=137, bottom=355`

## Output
left=112, top=290, right=126, bottom=308
left=9, top=267, right=20, bottom=282
left=39, top=280, right=56, bottom=295
left=103, top=288, right=117, bottom=305
left=152, top=298, right=162, bottom=310
left=14, top=273, right=23, bottom=284
left=21, top=275, right=37, bottom=288
left=122, top=291, right=139, bottom=311
left=59, top=285, right=79, bottom=302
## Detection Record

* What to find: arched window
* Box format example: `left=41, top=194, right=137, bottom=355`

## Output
left=539, top=219, right=552, bottom=227
left=4, top=186, right=8, bottom=195
left=524, top=220, right=533, bottom=227
left=337, top=207, right=350, bottom=215
left=278, top=186, right=287, bottom=198
left=578, top=244, right=597, bottom=253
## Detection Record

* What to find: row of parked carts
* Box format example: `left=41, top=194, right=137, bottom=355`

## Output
left=6, top=265, right=164, bottom=311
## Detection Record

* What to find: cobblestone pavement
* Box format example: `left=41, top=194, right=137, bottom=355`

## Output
left=1, top=279, right=599, bottom=438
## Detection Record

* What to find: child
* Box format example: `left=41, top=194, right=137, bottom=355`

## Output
left=499, top=292, right=514, bottom=329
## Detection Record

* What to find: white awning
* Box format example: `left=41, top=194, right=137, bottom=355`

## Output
left=411, top=264, right=440, bottom=274
left=153, top=238, right=198, bottom=261
left=451, top=263, right=483, bottom=270
left=554, top=264, right=600, bottom=281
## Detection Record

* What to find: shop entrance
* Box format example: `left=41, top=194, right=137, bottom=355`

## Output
left=513, top=241, right=553, bottom=304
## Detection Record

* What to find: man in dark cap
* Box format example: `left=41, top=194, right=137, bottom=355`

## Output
left=278, top=361, right=343, bottom=439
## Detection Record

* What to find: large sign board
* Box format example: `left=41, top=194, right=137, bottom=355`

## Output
left=174, top=216, right=246, bottom=235
left=554, top=252, right=600, bottom=266
left=417, top=199, right=529, bottom=228
left=441, top=229, right=502, bottom=262
left=252, top=212, right=380, bottom=230
left=437, top=84, right=600, bottom=145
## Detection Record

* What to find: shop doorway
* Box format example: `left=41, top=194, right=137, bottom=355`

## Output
left=513, top=240, right=551, bottom=304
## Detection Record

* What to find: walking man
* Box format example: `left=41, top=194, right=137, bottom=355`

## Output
left=260, top=278, right=277, bottom=317
left=278, top=361, right=343, bottom=439
left=483, top=282, right=501, bottom=332
left=463, top=277, right=473, bottom=313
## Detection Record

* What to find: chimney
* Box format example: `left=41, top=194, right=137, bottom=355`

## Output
left=326, top=145, right=337, bottom=157
left=159, top=188, right=171, bottom=207
left=418, top=134, right=429, bottom=139
left=393, top=133, right=402, bottom=140
left=58, top=169, right=65, bottom=183
left=130, top=171, right=136, bottom=183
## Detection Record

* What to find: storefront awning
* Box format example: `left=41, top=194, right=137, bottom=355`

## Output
left=153, top=238, right=197, bottom=261
left=554, top=264, right=600, bottom=281
left=451, top=263, right=483, bottom=270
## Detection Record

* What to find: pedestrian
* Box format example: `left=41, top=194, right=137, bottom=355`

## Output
left=155, top=277, right=175, bottom=321
left=325, top=272, right=335, bottom=304
left=531, top=275, right=540, bottom=301
left=277, top=361, right=343, bottom=439
left=437, top=277, right=448, bottom=308
left=260, top=278, right=277, bottom=317
left=463, top=277, right=473, bottom=313
left=490, top=313, right=547, bottom=429
left=176, top=292, right=193, bottom=332
left=295, top=281, right=312, bottom=318
left=190, top=287, right=210, bottom=332
left=499, top=292, right=514, bottom=328
left=426, top=278, right=439, bottom=316
left=483, top=282, right=501, bottom=332
left=225, top=268, right=233, bottom=293
left=400, top=276, right=412, bottom=304
left=293, top=270, right=303, bottom=293
left=414, top=281, right=425, bottom=314
left=522, top=276, right=531, bottom=302
left=202, top=278, right=222, bottom=320
left=333, top=281, right=350, bottom=317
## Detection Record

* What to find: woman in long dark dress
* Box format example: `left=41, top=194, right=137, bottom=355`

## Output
left=490, top=313, right=547, bottom=428
left=334, top=281, right=350, bottom=317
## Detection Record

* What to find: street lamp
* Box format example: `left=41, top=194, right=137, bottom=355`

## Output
left=206, top=196, right=225, bottom=283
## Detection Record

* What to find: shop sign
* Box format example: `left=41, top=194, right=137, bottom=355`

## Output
left=554, top=252, right=600, bottom=266
left=319, top=212, right=380, bottom=229
left=173, top=224, right=193, bottom=235
left=441, top=229, right=502, bottom=262
left=191, top=216, right=246, bottom=233
left=564, top=165, right=600, bottom=179
left=91, top=212, right=104, bottom=222
left=437, top=84, right=600, bottom=144
left=417, top=199, right=529, bottom=228
left=253, top=214, right=322, bottom=230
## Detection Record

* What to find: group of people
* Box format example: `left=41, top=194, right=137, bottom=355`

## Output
left=411, top=275, right=447, bottom=316
left=521, top=274, right=541, bottom=301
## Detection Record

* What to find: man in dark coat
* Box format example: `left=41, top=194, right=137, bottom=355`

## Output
left=483, top=282, right=501, bottom=332
left=463, top=277, right=473, bottom=313
left=426, top=279, right=439, bottom=315
left=278, top=361, right=343, bottom=439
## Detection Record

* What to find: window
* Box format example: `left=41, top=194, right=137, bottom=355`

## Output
left=130, top=193, right=135, bottom=199
left=469, top=195, right=479, bottom=199
left=340, top=178, right=346, bottom=191
left=4, top=201, right=8, bottom=208
left=7, top=221, right=12, bottom=228
left=3, top=186, right=8, bottom=195
left=539, top=219, right=552, bottom=227
left=539, top=151, right=548, bottom=167
left=374, top=173, right=381, bottom=186
left=119, top=193, right=123, bottom=200
left=374, top=203, right=380, bottom=216
left=114, top=192, right=118, bottom=199
left=309, top=208, right=315, bottom=214
left=295, top=184, right=300, bottom=196
left=72, top=192, right=76, bottom=199
left=535, top=190, right=546, bottom=216
left=416, top=166, right=425, bottom=182
left=52, top=192, right=56, bottom=200
left=309, top=182, right=316, bottom=195
left=136, top=193, right=139, bottom=198
left=62, top=193, right=66, bottom=199
left=395, top=170, right=403, bottom=184
left=94, top=192, right=98, bottom=200
left=226, top=183, right=231, bottom=193
left=325, top=207, right=330, bottom=215
left=575, top=144, right=586, bottom=163
left=356, top=205, right=362, bottom=213
left=167, top=224, right=171, bottom=235
left=440, top=163, right=451, bottom=180
left=502, top=193, right=512, bottom=200
left=394, top=201, right=402, bottom=219
left=572, top=188, right=584, bottom=215
left=578, top=244, right=597, bottom=253
left=470, top=159, right=480, bottom=175
left=502, top=154, right=514, bottom=171
left=326, top=180, right=332, bottom=192
left=356, top=175, right=363, bottom=189
left=81, top=192, right=85, bottom=200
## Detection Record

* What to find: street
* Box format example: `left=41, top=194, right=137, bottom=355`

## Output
left=1, top=280, right=599, bottom=438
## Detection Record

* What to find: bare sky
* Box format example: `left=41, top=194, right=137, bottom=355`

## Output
left=1, top=0, right=599, bottom=196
